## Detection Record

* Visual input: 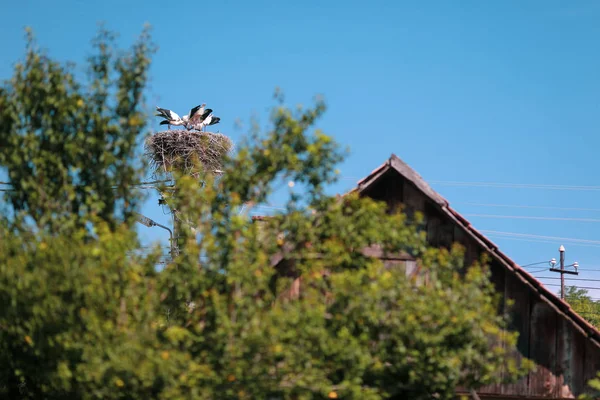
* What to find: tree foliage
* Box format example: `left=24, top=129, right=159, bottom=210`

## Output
left=0, top=27, right=532, bottom=399
left=0, top=25, right=155, bottom=232
left=564, top=286, right=600, bottom=328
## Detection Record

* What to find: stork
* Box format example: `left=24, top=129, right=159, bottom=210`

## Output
left=199, top=114, right=220, bottom=132
left=190, top=109, right=213, bottom=131
left=155, top=107, right=186, bottom=129
left=187, top=103, right=206, bottom=128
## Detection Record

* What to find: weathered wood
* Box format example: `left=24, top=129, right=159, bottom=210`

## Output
left=556, top=321, right=587, bottom=398
left=403, top=180, right=425, bottom=220
left=426, top=214, right=441, bottom=247
left=478, top=263, right=507, bottom=395
left=583, top=339, right=600, bottom=393
left=385, top=171, right=404, bottom=214
left=554, top=312, right=566, bottom=398
left=438, top=221, right=455, bottom=249
left=501, top=273, right=531, bottom=396
left=361, top=244, right=415, bottom=261
left=424, top=202, right=454, bottom=249
left=528, top=297, right=558, bottom=397
left=453, top=225, right=479, bottom=267
left=389, top=155, right=447, bottom=207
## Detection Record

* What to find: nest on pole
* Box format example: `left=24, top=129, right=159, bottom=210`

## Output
left=145, top=129, right=233, bottom=179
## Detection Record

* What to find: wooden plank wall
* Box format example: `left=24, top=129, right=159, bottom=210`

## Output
left=479, top=262, right=508, bottom=395
left=361, top=170, right=600, bottom=398
left=528, top=297, right=558, bottom=396
left=557, top=319, right=587, bottom=397
left=584, top=340, right=600, bottom=393
left=501, top=273, right=531, bottom=396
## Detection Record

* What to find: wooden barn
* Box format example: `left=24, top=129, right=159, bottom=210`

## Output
left=260, top=153, right=600, bottom=399
left=351, top=154, right=600, bottom=399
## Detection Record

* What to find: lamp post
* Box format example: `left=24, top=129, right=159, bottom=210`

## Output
left=134, top=212, right=176, bottom=260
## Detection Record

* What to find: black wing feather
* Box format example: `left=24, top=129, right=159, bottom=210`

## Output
left=199, top=109, right=212, bottom=121
left=189, top=104, right=202, bottom=117
left=156, top=107, right=173, bottom=119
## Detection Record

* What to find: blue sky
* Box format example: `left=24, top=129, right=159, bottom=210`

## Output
left=2, top=0, right=600, bottom=297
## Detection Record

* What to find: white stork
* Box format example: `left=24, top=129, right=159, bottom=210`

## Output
left=155, top=107, right=186, bottom=129
left=190, top=109, right=213, bottom=131
left=198, top=114, right=221, bottom=132
left=187, top=103, right=206, bottom=128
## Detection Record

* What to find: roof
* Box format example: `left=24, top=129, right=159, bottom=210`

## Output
left=356, top=154, right=600, bottom=344
left=252, top=153, right=600, bottom=344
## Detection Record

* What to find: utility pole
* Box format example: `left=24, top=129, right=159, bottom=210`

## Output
left=549, top=245, right=579, bottom=300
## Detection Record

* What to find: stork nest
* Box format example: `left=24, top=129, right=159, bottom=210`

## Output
left=145, top=130, right=233, bottom=179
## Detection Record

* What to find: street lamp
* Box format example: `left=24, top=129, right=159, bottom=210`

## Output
left=134, top=212, right=176, bottom=259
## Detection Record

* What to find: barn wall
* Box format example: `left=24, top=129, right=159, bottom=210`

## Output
left=361, top=170, right=599, bottom=398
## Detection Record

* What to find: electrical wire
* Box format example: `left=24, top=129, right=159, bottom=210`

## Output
left=526, top=268, right=549, bottom=274
left=533, top=277, right=600, bottom=282
left=428, top=180, right=600, bottom=191
left=480, top=230, right=600, bottom=246
left=337, top=177, right=600, bottom=191
left=520, top=261, right=552, bottom=268
left=544, top=283, right=600, bottom=290
left=454, top=202, right=600, bottom=213
left=484, top=235, right=600, bottom=249
left=6, top=171, right=600, bottom=191
left=466, top=214, right=600, bottom=223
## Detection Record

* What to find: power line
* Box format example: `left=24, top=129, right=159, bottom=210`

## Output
left=466, top=214, right=600, bottom=223
left=428, top=180, right=600, bottom=191
left=527, top=268, right=549, bottom=274
left=544, top=283, right=600, bottom=291
left=480, top=230, right=600, bottom=246
left=338, top=177, right=600, bottom=191
left=488, top=235, right=600, bottom=249
left=486, top=235, right=600, bottom=249
left=520, top=261, right=552, bottom=268
left=534, top=277, right=600, bottom=283
left=533, top=267, right=600, bottom=272
left=455, top=202, right=600, bottom=213
left=7, top=171, right=600, bottom=192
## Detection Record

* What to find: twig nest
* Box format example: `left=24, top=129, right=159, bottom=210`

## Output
left=145, top=129, right=233, bottom=179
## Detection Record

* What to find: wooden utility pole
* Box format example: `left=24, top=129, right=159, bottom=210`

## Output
left=549, top=245, right=579, bottom=300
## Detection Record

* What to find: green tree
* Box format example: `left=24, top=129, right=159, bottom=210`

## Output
left=0, top=25, right=154, bottom=233
left=0, top=27, right=531, bottom=399
left=564, top=286, right=600, bottom=328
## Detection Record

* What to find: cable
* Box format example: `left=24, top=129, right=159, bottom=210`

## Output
left=466, top=214, right=600, bottom=223
left=520, top=261, right=552, bottom=268
left=484, top=235, right=600, bottom=249
left=338, top=177, right=600, bottom=191
left=428, top=180, right=600, bottom=191
left=533, top=277, right=600, bottom=282
left=454, top=202, right=600, bottom=213
left=6, top=171, right=600, bottom=192
left=527, top=268, right=549, bottom=274
left=480, top=230, right=600, bottom=245
left=544, top=283, right=600, bottom=290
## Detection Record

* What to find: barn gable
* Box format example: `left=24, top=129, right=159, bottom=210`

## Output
left=353, top=154, right=600, bottom=398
